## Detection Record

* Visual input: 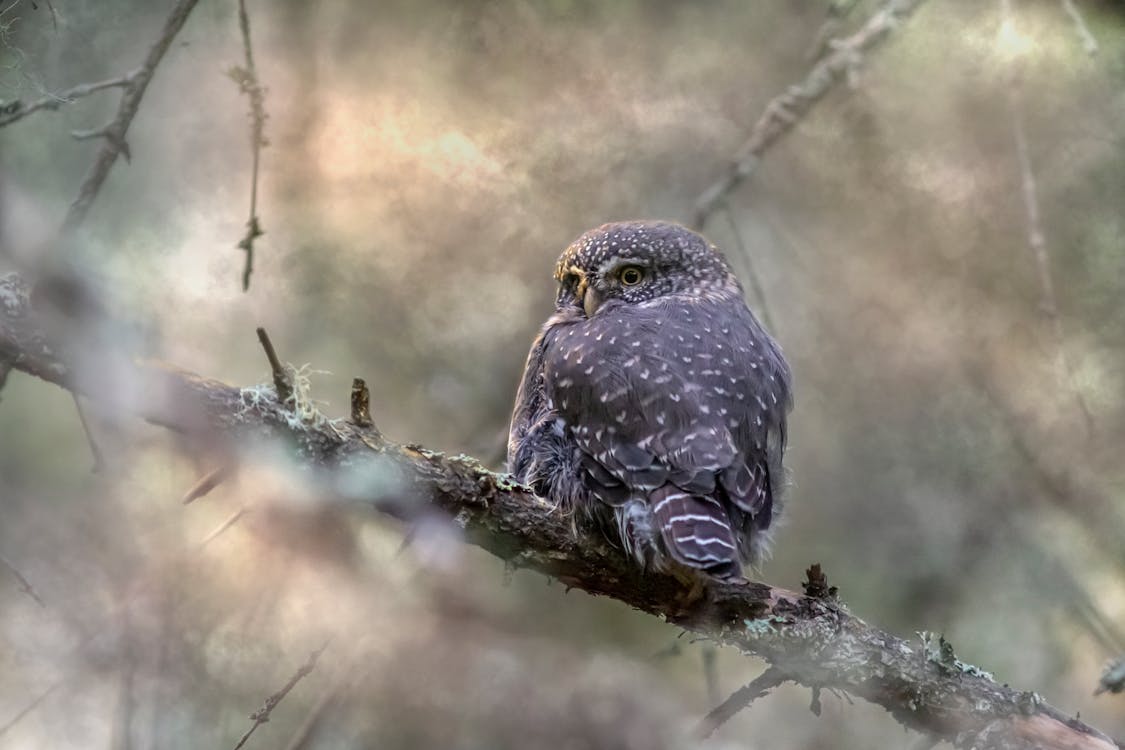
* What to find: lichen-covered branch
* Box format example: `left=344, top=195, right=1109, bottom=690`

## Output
left=0, top=272, right=1117, bottom=750
left=692, top=0, right=929, bottom=230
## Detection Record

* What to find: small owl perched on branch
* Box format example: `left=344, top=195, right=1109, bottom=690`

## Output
left=508, top=221, right=792, bottom=579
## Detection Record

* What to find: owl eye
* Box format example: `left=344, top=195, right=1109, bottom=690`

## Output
left=618, top=266, right=644, bottom=286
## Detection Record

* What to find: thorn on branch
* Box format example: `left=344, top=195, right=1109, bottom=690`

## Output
left=349, top=377, right=379, bottom=434
left=256, top=327, right=293, bottom=405
left=181, top=463, right=235, bottom=504
left=232, top=640, right=331, bottom=750
left=696, top=665, right=788, bottom=739
left=802, top=563, right=839, bottom=600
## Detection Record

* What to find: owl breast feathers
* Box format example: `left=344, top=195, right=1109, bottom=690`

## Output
left=508, top=221, right=792, bottom=579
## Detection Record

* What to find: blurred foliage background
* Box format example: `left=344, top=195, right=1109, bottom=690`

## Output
left=2, top=0, right=1125, bottom=748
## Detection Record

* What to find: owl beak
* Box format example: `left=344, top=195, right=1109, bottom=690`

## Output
left=582, top=285, right=602, bottom=318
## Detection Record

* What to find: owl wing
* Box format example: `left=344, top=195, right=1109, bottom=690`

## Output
left=544, top=296, right=790, bottom=571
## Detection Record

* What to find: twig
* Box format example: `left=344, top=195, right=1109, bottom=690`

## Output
left=197, top=506, right=248, bottom=550
left=230, top=0, right=268, bottom=292
left=232, top=641, right=331, bottom=750
left=0, top=551, right=45, bottom=606
left=71, top=393, right=106, bottom=473
left=59, top=0, right=202, bottom=235
left=181, top=463, right=234, bottom=504
left=256, top=327, right=292, bottom=404
left=281, top=667, right=350, bottom=750
left=1059, top=0, right=1098, bottom=57
left=1000, top=0, right=1096, bottom=438
left=696, top=666, right=788, bottom=739
left=349, top=377, right=373, bottom=429
left=721, top=204, right=777, bottom=332
left=0, top=72, right=136, bottom=128
left=692, top=0, right=929, bottom=230
left=0, top=683, right=58, bottom=739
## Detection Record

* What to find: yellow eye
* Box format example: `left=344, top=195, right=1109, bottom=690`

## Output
left=618, top=266, right=644, bottom=286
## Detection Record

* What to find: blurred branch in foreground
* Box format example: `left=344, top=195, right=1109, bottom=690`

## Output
left=691, top=0, right=929, bottom=231
left=0, top=271, right=1119, bottom=750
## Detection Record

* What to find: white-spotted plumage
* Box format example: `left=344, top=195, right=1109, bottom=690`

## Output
left=508, top=221, right=792, bottom=578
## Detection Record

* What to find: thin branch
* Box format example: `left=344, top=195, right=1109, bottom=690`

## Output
left=1000, top=0, right=1096, bottom=438
left=281, top=666, right=350, bottom=750
left=256, top=326, right=292, bottom=404
left=721, top=204, right=777, bottom=332
left=59, top=0, right=203, bottom=235
left=1059, top=0, right=1098, bottom=57
left=197, top=506, right=248, bottom=550
left=71, top=393, right=106, bottom=473
left=232, top=641, right=331, bottom=750
left=0, top=551, right=45, bottom=607
left=229, top=0, right=268, bottom=292
left=0, top=683, right=58, bottom=739
left=692, top=0, right=929, bottom=230
left=696, top=666, right=788, bottom=739
left=181, top=463, right=234, bottom=504
left=0, top=72, right=136, bottom=128
left=0, top=272, right=1120, bottom=750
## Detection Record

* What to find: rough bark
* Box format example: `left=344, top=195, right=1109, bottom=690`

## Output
left=0, top=272, right=1117, bottom=750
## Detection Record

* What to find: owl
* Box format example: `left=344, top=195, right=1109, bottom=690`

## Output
left=508, top=221, right=792, bottom=579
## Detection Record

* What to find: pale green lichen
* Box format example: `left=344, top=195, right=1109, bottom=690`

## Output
left=917, top=631, right=994, bottom=680
left=238, top=364, right=344, bottom=438
left=743, top=616, right=791, bottom=638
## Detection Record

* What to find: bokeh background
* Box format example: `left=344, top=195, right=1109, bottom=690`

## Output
left=2, top=1, right=1125, bottom=748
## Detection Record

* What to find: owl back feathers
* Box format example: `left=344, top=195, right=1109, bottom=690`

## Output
left=508, top=222, right=792, bottom=579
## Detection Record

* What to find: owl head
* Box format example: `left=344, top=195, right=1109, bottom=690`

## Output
left=553, top=221, right=739, bottom=318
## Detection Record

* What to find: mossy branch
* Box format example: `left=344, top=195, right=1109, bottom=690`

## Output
left=0, top=271, right=1118, bottom=750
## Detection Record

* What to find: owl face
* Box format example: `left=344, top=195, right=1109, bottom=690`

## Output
left=553, top=221, right=738, bottom=318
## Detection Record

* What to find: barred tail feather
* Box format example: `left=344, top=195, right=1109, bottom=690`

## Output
left=649, top=485, right=740, bottom=578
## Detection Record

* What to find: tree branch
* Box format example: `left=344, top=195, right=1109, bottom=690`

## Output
left=0, top=271, right=1118, bottom=750
left=696, top=665, right=789, bottom=739
left=999, top=0, right=1096, bottom=438
left=0, top=73, right=137, bottom=129
left=60, top=0, right=203, bottom=235
left=1059, top=0, right=1098, bottom=57
left=692, top=0, right=929, bottom=230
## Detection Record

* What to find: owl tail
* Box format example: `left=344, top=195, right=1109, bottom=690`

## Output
left=649, top=485, right=740, bottom=578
